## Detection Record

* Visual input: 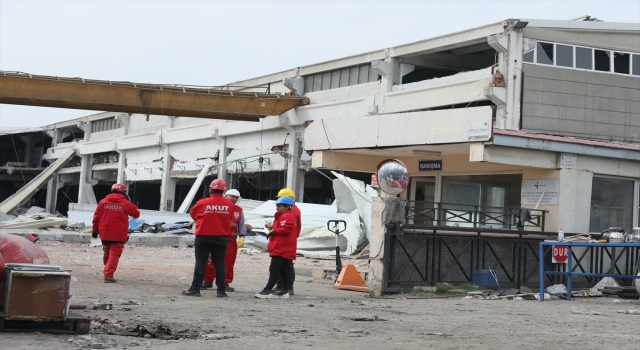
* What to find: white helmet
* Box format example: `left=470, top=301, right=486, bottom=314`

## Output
left=224, top=189, right=241, bottom=197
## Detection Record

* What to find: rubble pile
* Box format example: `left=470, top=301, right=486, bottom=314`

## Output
left=90, top=317, right=208, bottom=340
left=0, top=207, right=85, bottom=231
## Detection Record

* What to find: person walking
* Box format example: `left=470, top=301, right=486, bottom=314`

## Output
left=274, top=188, right=301, bottom=295
left=255, top=196, right=298, bottom=299
left=182, top=179, right=233, bottom=298
left=91, top=183, right=140, bottom=283
left=201, top=189, right=246, bottom=292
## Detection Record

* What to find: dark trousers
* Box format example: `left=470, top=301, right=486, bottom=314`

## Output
left=190, top=235, right=228, bottom=293
left=276, top=261, right=295, bottom=290
left=265, top=256, right=293, bottom=292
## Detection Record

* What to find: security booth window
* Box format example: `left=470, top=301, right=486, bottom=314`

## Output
left=441, top=174, right=522, bottom=228
left=589, top=177, right=634, bottom=234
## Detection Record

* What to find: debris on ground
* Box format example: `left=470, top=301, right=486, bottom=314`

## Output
left=571, top=308, right=602, bottom=315
left=617, top=309, right=640, bottom=315
left=91, top=318, right=208, bottom=339
left=350, top=315, right=386, bottom=321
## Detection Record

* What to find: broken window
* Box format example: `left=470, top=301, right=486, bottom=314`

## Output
left=556, top=44, right=573, bottom=67
left=536, top=43, right=554, bottom=65
left=633, top=54, right=640, bottom=76
left=575, top=47, right=593, bottom=69
left=613, top=52, right=630, bottom=74
left=594, top=50, right=611, bottom=72
left=523, top=50, right=534, bottom=63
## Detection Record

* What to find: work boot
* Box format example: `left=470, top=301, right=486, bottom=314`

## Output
left=255, top=289, right=271, bottom=299
left=201, top=282, right=213, bottom=289
left=181, top=288, right=201, bottom=297
left=104, top=278, right=117, bottom=283
left=225, top=284, right=235, bottom=292
left=217, top=292, right=228, bottom=298
left=268, top=290, right=289, bottom=299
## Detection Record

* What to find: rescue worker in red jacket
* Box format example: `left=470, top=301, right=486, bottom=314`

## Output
left=272, top=188, right=301, bottom=295
left=201, top=189, right=246, bottom=292
left=255, top=196, right=298, bottom=299
left=182, top=179, right=233, bottom=298
left=91, top=183, right=140, bottom=283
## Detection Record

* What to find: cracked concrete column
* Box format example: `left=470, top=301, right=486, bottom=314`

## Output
left=159, top=117, right=177, bottom=211
left=45, top=129, right=61, bottom=214
left=286, top=127, right=305, bottom=201
left=77, top=121, right=97, bottom=204
left=115, top=114, right=130, bottom=187
left=367, top=197, right=387, bottom=295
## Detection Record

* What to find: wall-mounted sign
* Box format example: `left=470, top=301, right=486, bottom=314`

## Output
left=468, top=121, right=490, bottom=140
left=561, top=153, right=577, bottom=168
left=521, top=179, right=559, bottom=205
left=419, top=160, right=442, bottom=172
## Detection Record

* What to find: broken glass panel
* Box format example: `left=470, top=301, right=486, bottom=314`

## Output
left=613, top=52, right=630, bottom=74
left=536, top=43, right=554, bottom=65
left=523, top=50, right=534, bottom=63
left=575, top=47, right=593, bottom=69
left=594, top=50, right=611, bottom=72
left=556, top=44, right=573, bottom=67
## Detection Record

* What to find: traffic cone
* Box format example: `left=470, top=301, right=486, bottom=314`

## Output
left=333, top=264, right=370, bottom=292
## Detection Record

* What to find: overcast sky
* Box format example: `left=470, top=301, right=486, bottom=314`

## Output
left=1, top=0, right=638, bottom=128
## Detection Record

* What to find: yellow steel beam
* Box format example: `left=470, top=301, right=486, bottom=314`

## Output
left=0, top=72, right=308, bottom=121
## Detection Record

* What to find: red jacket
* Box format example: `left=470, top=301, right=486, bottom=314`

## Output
left=190, top=194, right=233, bottom=236
left=92, top=193, right=140, bottom=242
left=290, top=204, right=302, bottom=237
left=267, top=210, right=298, bottom=260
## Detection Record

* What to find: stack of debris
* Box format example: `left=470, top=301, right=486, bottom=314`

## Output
left=0, top=207, right=86, bottom=231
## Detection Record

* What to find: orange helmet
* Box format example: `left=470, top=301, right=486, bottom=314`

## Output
left=111, top=183, right=127, bottom=193
left=209, top=179, right=226, bottom=191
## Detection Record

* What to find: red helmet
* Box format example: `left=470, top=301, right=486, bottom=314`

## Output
left=209, top=179, right=226, bottom=191
left=111, top=183, right=127, bottom=193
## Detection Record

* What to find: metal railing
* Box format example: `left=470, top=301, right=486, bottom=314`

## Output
left=404, top=201, right=547, bottom=231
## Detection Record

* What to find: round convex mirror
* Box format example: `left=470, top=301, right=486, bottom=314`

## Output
left=376, top=159, right=409, bottom=195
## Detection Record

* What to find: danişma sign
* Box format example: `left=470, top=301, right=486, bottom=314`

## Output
left=419, top=160, right=442, bottom=172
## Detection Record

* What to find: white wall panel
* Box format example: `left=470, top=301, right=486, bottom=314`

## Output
left=305, top=106, right=493, bottom=151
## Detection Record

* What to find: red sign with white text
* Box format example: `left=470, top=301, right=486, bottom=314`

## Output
left=552, top=245, right=568, bottom=264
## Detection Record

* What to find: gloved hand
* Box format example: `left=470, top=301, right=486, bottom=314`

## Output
left=267, top=230, right=274, bottom=238
left=92, top=233, right=99, bottom=239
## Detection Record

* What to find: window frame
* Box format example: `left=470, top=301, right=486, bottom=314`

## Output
left=588, top=174, right=640, bottom=234
left=523, top=40, right=638, bottom=78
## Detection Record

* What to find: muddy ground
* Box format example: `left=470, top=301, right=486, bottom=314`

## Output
left=3, top=242, right=640, bottom=349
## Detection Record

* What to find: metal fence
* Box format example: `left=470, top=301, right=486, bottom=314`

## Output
left=404, top=201, right=547, bottom=231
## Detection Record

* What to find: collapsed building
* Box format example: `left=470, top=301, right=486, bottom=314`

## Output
left=2, top=18, right=640, bottom=292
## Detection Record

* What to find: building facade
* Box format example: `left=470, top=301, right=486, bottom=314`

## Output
left=42, top=18, right=640, bottom=235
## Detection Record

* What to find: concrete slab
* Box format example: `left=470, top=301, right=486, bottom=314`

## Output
left=2, top=229, right=91, bottom=244
left=127, top=233, right=195, bottom=248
